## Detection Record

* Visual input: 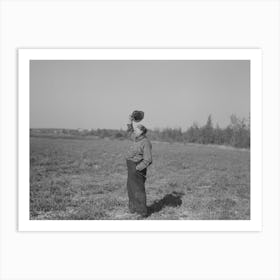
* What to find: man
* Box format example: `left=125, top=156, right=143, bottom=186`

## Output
left=125, top=114, right=152, bottom=217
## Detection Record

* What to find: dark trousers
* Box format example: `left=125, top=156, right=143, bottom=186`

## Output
left=126, top=159, right=147, bottom=216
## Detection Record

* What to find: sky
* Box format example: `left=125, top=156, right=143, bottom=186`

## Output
left=30, top=60, right=250, bottom=130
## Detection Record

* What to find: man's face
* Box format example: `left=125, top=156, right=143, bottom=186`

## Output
left=134, top=125, right=143, bottom=137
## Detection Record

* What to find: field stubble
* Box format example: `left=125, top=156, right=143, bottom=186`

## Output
left=30, top=137, right=250, bottom=220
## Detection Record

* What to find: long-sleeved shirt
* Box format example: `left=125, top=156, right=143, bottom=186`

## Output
left=125, top=123, right=153, bottom=171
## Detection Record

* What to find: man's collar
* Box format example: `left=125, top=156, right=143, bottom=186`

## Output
left=135, top=134, right=146, bottom=142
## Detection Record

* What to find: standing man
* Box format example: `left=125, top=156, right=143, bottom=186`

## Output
left=125, top=112, right=152, bottom=218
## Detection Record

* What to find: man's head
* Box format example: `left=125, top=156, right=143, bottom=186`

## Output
left=134, top=124, right=148, bottom=137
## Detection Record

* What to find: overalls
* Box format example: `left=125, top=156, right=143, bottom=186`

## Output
left=126, top=159, right=148, bottom=216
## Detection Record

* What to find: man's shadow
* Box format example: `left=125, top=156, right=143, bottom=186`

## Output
left=147, top=191, right=184, bottom=216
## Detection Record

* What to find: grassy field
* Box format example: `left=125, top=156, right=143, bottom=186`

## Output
left=30, top=136, right=250, bottom=220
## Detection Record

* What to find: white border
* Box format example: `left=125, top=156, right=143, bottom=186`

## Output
left=18, top=48, right=262, bottom=232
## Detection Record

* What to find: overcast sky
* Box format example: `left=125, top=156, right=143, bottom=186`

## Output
left=30, top=60, right=250, bottom=130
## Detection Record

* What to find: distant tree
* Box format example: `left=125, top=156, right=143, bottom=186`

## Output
left=184, top=122, right=200, bottom=143
left=200, top=115, right=214, bottom=144
left=213, top=123, right=223, bottom=145
left=228, top=114, right=250, bottom=148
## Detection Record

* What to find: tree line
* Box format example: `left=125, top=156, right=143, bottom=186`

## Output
left=88, top=114, right=250, bottom=148
left=31, top=114, right=250, bottom=149
left=148, top=114, right=250, bottom=148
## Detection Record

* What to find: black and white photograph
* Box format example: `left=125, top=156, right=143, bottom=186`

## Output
left=29, top=59, right=251, bottom=222
left=18, top=48, right=261, bottom=231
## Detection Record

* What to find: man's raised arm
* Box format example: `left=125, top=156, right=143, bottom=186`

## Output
left=126, top=114, right=135, bottom=140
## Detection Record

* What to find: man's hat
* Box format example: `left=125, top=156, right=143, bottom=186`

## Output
left=131, top=110, right=144, bottom=122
